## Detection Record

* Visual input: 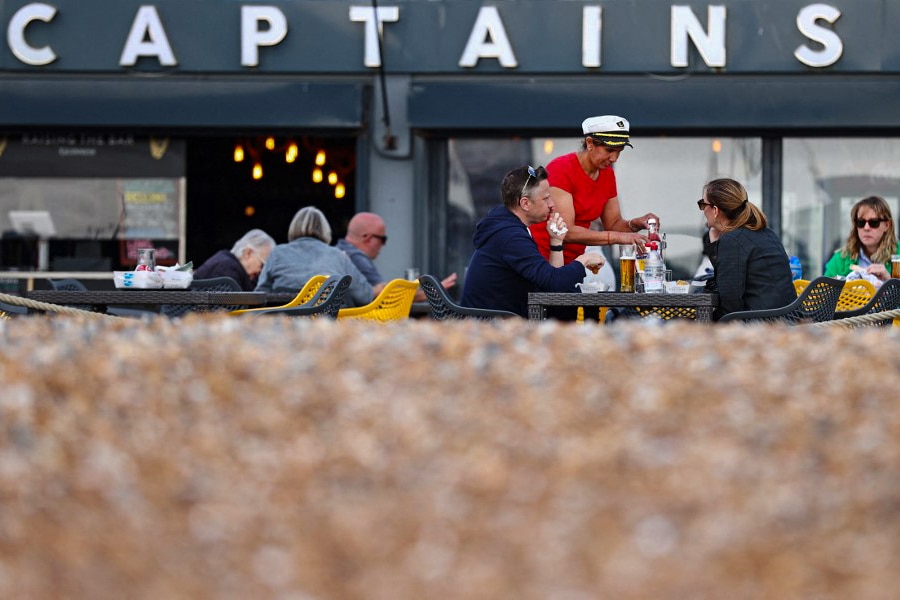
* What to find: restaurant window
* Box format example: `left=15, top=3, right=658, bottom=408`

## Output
left=782, top=138, right=900, bottom=278
left=445, top=136, right=762, bottom=285
left=0, top=134, right=185, bottom=272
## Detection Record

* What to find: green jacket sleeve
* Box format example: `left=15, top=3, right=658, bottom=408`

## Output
left=824, top=250, right=853, bottom=278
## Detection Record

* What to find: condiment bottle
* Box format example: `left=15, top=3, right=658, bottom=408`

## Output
left=644, top=241, right=666, bottom=293
left=647, top=217, right=665, bottom=260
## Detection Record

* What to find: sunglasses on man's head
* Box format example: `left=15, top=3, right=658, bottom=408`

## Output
left=521, top=165, right=537, bottom=198
left=856, top=218, right=885, bottom=228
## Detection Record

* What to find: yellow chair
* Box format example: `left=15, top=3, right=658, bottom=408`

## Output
left=229, top=274, right=328, bottom=315
left=576, top=306, right=608, bottom=324
left=337, top=279, right=419, bottom=322
left=795, top=278, right=876, bottom=312
left=836, top=279, right=876, bottom=312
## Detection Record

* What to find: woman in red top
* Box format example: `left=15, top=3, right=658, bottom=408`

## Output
left=529, top=115, right=657, bottom=264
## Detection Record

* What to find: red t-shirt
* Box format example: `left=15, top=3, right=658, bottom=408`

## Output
left=529, top=152, right=618, bottom=264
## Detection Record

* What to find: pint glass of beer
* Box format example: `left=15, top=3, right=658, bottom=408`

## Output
left=620, top=256, right=636, bottom=292
left=892, top=254, right=900, bottom=278
left=618, top=245, right=636, bottom=293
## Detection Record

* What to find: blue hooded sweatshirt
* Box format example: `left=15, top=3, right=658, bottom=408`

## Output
left=460, top=205, right=588, bottom=317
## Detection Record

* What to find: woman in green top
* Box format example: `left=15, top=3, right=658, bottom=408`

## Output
left=824, top=196, right=898, bottom=283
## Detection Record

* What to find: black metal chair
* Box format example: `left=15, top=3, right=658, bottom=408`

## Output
left=48, top=278, right=97, bottom=311
left=418, top=274, right=520, bottom=321
left=831, top=278, right=900, bottom=327
left=0, top=300, right=28, bottom=318
left=160, top=276, right=244, bottom=318
left=718, top=276, right=845, bottom=324
left=245, top=274, right=351, bottom=319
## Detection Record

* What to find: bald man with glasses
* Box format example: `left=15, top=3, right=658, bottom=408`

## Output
left=337, top=212, right=457, bottom=300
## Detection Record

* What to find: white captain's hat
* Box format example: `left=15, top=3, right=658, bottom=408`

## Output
left=582, top=115, right=633, bottom=148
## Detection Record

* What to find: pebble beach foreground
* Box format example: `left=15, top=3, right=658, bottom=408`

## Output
left=1, top=316, right=899, bottom=599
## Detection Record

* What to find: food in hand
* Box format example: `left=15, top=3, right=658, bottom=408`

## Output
left=548, top=222, right=567, bottom=237
left=587, top=264, right=600, bottom=274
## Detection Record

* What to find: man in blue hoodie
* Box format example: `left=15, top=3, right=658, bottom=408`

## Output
left=460, top=165, right=606, bottom=317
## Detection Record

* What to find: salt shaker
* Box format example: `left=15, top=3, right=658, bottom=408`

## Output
left=136, top=248, right=156, bottom=272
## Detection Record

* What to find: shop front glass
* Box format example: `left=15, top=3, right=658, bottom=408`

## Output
left=446, top=136, right=762, bottom=288
left=782, top=138, right=900, bottom=279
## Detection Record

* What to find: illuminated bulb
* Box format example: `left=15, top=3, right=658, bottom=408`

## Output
left=327, top=171, right=338, bottom=185
left=543, top=139, right=554, bottom=155
left=252, top=162, right=263, bottom=180
left=315, top=150, right=326, bottom=166
left=245, top=205, right=256, bottom=217
left=233, top=144, right=244, bottom=162
left=285, top=142, right=298, bottom=163
left=335, top=183, right=346, bottom=199
left=712, top=139, right=722, bottom=153
left=312, top=168, right=323, bottom=183
left=265, top=136, right=275, bottom=150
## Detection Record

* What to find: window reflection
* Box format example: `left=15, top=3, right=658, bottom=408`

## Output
left=783, top=138, right=900, bottom=278
left=446, top=136, right=762, bottom=283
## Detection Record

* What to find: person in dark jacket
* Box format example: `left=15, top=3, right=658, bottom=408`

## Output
left=460, top=165, right=606, bottom=317
left=193, top=228, right=275, bottom=291
left=699, top=178, right=796, bottom=321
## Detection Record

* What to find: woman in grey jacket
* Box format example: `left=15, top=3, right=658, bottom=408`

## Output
left=255, top=206, right=375, bottom=307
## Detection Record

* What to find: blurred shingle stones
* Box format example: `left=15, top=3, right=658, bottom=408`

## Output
left=0, top=315, right=899, bottom=599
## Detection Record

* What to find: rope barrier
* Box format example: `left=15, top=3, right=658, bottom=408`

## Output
left=811, top=307, right=900, bottom=329
left=0, top=291, right=117, bottom=320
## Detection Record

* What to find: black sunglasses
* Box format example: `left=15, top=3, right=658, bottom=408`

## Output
left=697, top=199, right=713, bottom=210
left=521, top=165, right=537, bottom=198
left=371, top=234, right=388, bottom=244
left=856, top=218, right=885, bottom=228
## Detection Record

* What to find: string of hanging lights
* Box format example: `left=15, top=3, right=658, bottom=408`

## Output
left=232, top=136, right=350, bottom=199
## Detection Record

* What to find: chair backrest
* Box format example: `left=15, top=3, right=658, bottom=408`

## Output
left=796, top=278, right=876, bottom=312
left=161, top=276, right=243, bottom=318
left=49, top=278, right=88, bottom=292
left=418, top=274, right=520, bottom=320
left=0, top=300, right=28, bottom=318
left=251, top=275, right=352, bottom=319
left=48, top=278, right=93, bottom=311
left=719, top=276, right=844, bottom=324
left=230, top=274, right=328, bottom=315
left=834, top=278, right=900, bottom=326
left=337, top=279, right=419, bottom=322
left=836, top=279, right=876, bottom=312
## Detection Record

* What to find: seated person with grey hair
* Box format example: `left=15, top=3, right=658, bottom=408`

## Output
left=255, top=206, right=378, bottom=307
left=193, top=228, right=276, bottom=291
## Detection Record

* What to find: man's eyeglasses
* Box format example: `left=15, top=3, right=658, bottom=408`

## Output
left=856, top=218, right=885, bottom=229
left=521, top=165, right=536, bottom=198
left=697, top=199, right=713, bottom=210
left=370, top=234, right=388, bottom=245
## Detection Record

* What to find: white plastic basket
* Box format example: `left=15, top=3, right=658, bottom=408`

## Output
left=664, top=281, right=691, bottom=294
left=160, top=269, right=193, bottom=289
left=113, top=270, right=164, bottom=289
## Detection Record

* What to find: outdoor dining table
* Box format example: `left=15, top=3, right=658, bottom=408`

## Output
left=528, top=291, right=720, bottom=323
left=26, top=290, right=297, bottom=314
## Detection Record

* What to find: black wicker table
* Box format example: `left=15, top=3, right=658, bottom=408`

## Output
left=528, top=292, right=719, bottom=323
left=27, top=290, right=296, bottom=314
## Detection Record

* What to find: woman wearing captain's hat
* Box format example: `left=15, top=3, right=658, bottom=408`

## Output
left=528, top=115, right=658, bottom=267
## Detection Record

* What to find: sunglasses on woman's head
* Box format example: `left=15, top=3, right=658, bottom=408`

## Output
left=856, top=218, right=885, bottom=228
